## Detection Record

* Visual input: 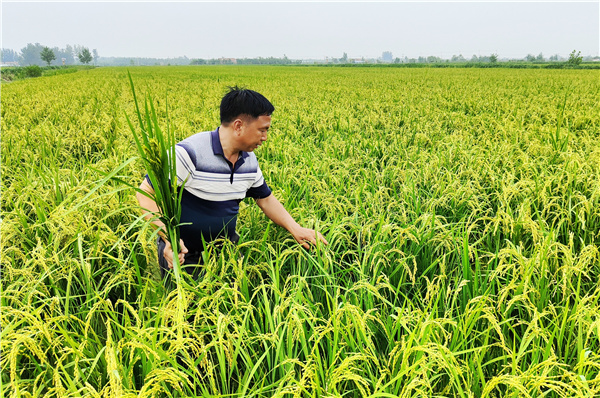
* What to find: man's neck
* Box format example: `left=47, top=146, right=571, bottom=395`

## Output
left=218, top=125, right=241, bottom=164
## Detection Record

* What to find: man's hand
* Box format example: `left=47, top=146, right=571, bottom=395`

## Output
left=255, top=194, right=328, bottom=250
left=290, top=226, right=329, bottom=250
left=163, top=239, right=188, bottom=269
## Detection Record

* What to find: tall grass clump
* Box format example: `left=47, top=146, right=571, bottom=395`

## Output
left=125, top=72, right=187, bottom=336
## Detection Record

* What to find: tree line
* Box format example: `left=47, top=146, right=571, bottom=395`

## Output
left=397, top=51, right=585, bottom=65
left=1, top=43, right=97, bottom=66
left=1, top=44, right=589, bottom=67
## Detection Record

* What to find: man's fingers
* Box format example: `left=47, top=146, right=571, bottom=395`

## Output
left=293, top=228, right=328, bottom=250
left=309, top=230, right=328, bottom=247
left=300, top=235, right=317, bottom=250
left=165, top=239, right=187, bottom=254
left=162, top=240, right=186, bottom=269
left=163, top=244, right=174, bottom=269
left=179, top=239, right=189, bottom=253
left=317, top=232, right=329, bottom=245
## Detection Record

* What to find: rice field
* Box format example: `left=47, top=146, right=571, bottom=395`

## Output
left=1, top=66, right=599, bottom=397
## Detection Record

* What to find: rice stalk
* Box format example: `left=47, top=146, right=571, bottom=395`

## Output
left=125, top=72, right=187, bottom=339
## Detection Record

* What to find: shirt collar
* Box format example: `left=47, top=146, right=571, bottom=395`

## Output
left=211, top=127, right=249, bottom=159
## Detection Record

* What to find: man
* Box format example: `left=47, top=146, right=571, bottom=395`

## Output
left=136, top=87, right=328, bottom=277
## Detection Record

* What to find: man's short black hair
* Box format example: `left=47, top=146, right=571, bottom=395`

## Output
left=220, top=86, right=275, bottom=124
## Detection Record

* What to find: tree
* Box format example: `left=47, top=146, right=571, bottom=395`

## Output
left=93, top=49, right=99, bottom=65
left=40, top=47, right=56, bottom=66
left=20, top=43, right=45, bottom=65
left=536, top=52, right=544, bottom=62
left=525, top=54, right=536, bottom=62
left=341, top=52, right=348, bottom=63
left=64, top=45, right=75, bottom=64
left=1, top=48, right=20, bottom=63
left=78, top=47, right=93, bottom=64
left=490, top=54, right=498, bottom=64
left=567, top=50, right=582, bottom=66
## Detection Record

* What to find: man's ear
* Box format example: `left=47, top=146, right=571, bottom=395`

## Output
left=232, top=118, right=244, bottom=135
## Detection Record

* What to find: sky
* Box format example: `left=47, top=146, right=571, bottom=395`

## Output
left=1, top=1, right=598, bottom=60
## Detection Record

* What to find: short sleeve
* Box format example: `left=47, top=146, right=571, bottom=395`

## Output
left=246, top=164, right=272, bottom=199
left=174, top=145, right=194, bottom=186
left=145, top=145, right=191, bottom=188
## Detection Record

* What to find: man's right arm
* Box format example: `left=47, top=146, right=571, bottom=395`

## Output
left=136, top=179, right=167, bottom=239
left=136, top=179, right=187, bottom=268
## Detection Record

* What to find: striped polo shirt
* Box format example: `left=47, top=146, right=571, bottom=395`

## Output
left=153, top=127, right=271, bottom=259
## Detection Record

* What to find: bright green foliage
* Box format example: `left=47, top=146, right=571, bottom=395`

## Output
left=126, top=73, right=188, bottom=339
left=78, top=47, right=93, bottom=65
left=1, top=66, right=599, bottom=397
left=568, top=50, right=583, bottom=66
left=40, top=46, right=56, bottom=66
left=23, top=65, right=42, bottom=78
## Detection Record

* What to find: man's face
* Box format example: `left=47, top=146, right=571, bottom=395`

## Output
left=238, top=115, right=271, bottom=152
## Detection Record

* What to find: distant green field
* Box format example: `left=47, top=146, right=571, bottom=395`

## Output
left=2, top=66, right=599, bottom=397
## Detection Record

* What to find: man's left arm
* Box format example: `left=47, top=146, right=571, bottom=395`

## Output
left=255, top=194, right=328, bottom=249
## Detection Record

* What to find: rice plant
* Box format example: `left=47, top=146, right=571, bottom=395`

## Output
left=125, top=71, right=187, bottom=338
